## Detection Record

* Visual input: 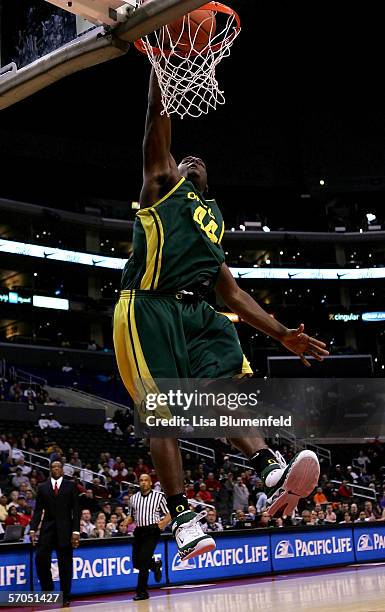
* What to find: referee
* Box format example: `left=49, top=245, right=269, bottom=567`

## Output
left=127, top=474, right=170, bottom=600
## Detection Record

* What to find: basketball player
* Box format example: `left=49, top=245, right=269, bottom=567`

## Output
left=113, top=68, right=329, bottom=561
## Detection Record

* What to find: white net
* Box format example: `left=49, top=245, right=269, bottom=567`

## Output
left=135, top=2, right=240, bottom=118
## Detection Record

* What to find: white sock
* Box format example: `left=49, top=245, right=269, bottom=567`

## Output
left=265, top=468, right=284, bottom=487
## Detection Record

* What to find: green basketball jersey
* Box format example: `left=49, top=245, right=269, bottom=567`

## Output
left=121, top=177, right=225, bottom=292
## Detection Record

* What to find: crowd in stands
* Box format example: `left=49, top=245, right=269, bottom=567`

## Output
left=0, top=422, right=385, bottom=542
left=0, top=377, right=58, bottom=409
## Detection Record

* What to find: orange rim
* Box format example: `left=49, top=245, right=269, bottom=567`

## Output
left=134, top=1, right=241, bottom=57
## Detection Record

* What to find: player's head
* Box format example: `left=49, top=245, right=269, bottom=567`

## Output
left=178, top=156, right=208, bottom=193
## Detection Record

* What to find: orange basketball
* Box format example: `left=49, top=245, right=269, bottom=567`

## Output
left=167, top=9, right=216, bottom=53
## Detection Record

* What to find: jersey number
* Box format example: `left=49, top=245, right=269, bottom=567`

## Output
left=193, top=206, right=218, bottom=244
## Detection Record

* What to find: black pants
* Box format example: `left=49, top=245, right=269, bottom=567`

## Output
left=132, top=525, right=161, bottom=594
left=35, top=532, right=73, bottom=599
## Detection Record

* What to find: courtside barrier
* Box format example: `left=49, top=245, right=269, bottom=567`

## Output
left=1, top=523, right=385, bottom=595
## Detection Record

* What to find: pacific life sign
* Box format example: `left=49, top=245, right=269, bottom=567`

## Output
left=0, top=551, right=30, bottom=591
left=271, top=530, right=355, bottom=571
left=168, top=534, right=271, bottom=583
left=33, top=542, right=166, bottom=595
left=355, top=526, right=385, bottom=562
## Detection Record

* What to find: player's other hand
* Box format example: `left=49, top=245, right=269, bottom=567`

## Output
left=280, top=323, right=329, bottom=367
left=30, top=531, right=37, bottom=546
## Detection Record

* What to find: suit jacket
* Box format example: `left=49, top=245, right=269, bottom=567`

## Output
left=30, top=479, right=80, bottom=547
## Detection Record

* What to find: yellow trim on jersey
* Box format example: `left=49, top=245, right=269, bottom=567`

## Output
left=113, top=298, right=137, bottom=401
left=138, top=176, right=186, bottom=212
left=152, top=176, right=185, bottom=208
left=128, top=293, right=171, bottom=419
left=219, top=221, right=225, bottom=244
left=138, top=209, right=164, bottom=290
left=113, top=292, right=171, bottom=421
left=234, top=354, right=253, bottom=378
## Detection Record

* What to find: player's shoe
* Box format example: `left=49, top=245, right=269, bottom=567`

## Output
left=171, top=510, right=215, bottom=561
left=264, top=450, right=320, bottom=517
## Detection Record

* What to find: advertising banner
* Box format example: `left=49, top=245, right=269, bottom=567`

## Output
left=0, top=548, right=31, bottom=591
left=271, top=528, right=355, bottom=571
left=32, top=540, right=166, bottom=595
left=168, top=533, right=271, bottom=584
left=354, top=524, right=385, bottom=562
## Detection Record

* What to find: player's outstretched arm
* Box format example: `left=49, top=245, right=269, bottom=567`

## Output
left=215, top=263, right=329, bottom=367
left=139, top=67, right=180, bottom=207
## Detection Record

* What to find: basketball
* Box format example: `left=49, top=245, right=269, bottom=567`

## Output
left=167, top=9, right=216, bottom=53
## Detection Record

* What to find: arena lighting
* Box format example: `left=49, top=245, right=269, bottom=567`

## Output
left=366, top=213, right=376, bottom=223
left=219, top=312, right=240, bottom=323
left=1, top=239, right=385, bottom=280
left=32, top=295, right=69, bottom=310
left=262, top=226, right=271, bottom=232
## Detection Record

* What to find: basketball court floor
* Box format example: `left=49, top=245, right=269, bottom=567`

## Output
left=26, top=563, right=385, bottom=612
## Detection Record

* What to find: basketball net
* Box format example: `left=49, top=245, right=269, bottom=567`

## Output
left=135, top=2, right=241, bottom=118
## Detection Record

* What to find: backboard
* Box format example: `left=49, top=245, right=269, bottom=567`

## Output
left=0, top=0, right=209, bottom=110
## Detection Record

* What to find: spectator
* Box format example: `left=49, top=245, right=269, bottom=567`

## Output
left=79, top=509, right=95, bottom=538
left=47, top=414, right=62, bottom=429
left=81, top=490, right=99, bottom=514
left=339, top=512, right=352, bottom=524
left=256, top=491, right=267, bottom=514
left=9, top=383, right=22, bottom=402
left=233, top=476, right=249, bottom=512
left=25, top=490, right=36, bottom=511
left=350, top=503, right=359, bottom=521
left=338, top=480, right=352, bottom=499
left=324, top=504, right=337, bottom=523
left=364, top=500, right=378, bottom=521
left=317, top=510, right=326, bottom=525
left=0, top=495, right=8, bottom=522
left=101, top=502, right=112, bottom=521
left=38, top=414, right=50, bottom=430
left=107, top=513, right=119, bottom=534
left=256, top=511, right=271, bottom=529
left=355, top=511, right=369, bottom=523
left=80, top=464, right=94, bottom=484
left=24, top=387, right=36, bottom=408
left=202, top=509, right=223, bottom=532
left=346, top=466, right=359, bottom=484
left=114, top=506, right=127, bottom=523
left=205, top=473, right=221, bottom=495
left=90, top=516, right=111, bottom=539
left=7, top=491, right=20, bottom=509
left=196, top=483, right=213, bottom=504
left=313, top=486, right=328, bottom=506
left=300, top=510, right=314, bottom=526
left=134, top=459, right=150, bottom=479
left=5, top=506, right=21, bottom=526
left=91, top=478, right=109, bottom=500
left=0, top=435, right=11, bottom=462
left=12, top=468, right=30, bottom=489
left=103, top=417, right=116, bottom=433
left=12, top=458, right=31, bottom=476
left=11, top=443, right=24, bottom=462
left=123, top=467, right=137, bottom=484
left=355, top=450, right=371, bottom=471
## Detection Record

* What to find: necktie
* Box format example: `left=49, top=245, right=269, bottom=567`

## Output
left=54, top=482, right=59, bottom=496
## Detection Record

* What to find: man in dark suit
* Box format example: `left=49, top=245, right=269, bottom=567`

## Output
left=29, top=461, right=80, bottom=606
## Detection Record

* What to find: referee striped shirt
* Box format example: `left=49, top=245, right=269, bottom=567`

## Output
left=129, top=490, right=169, bottom=527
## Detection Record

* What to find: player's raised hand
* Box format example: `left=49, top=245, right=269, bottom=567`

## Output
left=280, top=323, right=329, bottom=367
